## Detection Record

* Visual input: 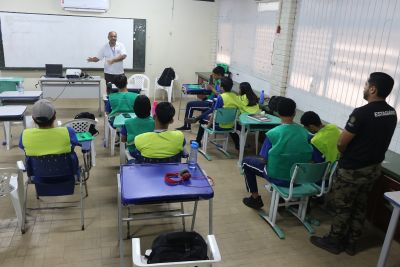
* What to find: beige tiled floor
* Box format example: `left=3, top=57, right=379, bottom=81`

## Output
left=0, top=99, right=399, bottom=267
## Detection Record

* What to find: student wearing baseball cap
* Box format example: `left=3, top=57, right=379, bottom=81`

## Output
left=19, top=99, right=79, bottom=156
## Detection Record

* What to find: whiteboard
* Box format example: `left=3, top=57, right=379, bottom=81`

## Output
left=0, top=12, right=134, bottom=69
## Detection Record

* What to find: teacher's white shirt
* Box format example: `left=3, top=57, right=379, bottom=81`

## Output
left=97, top=41, right=127, bottom=75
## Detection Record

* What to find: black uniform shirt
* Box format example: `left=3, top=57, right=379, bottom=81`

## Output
left=339, top=101, right=397, bottom=169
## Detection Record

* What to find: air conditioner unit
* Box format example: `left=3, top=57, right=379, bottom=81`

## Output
left=255, top=0, right=279, bottom=2
left=61, top=0, right=109, bottom=13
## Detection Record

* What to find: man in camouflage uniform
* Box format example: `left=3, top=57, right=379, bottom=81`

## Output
left=310, top=72, right=397, bottom=255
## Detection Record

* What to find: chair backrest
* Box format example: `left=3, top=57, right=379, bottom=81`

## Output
left=290, top=162, right=330, bottom=185
left=129, top=74, right=150, bottom=91
left=212, top=108, right=238, bottom=130
left=62, top=119, right=97, bottom=133
left=26, top=153, right=79, bottom=196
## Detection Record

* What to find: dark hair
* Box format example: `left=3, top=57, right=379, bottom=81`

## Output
left=212, top=66, right=225, bottom=76
left=277, top=97, right=296, bottom=117
left=155, top=102, right=175, bottom=124
left=300, top=111, right=322, bottom=127
left=114, top=74, right=128, bottom=89
left=134, top=95, right=151, bottom=118
left=239, top=82, right=258, bottom=106
left=34, top=114, right=56, bottom=127
left=368, top=72, right=394, bottom=98
left=220, top=77, right=233, bottom=92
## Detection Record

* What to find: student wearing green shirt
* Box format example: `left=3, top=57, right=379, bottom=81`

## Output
left=120, top=95, right=155, bottom=155
left=105, top=74, right=138, bottom=119
left=242, top=98, right=313, bottom=209
left=176, top=66, right=225, bottom=131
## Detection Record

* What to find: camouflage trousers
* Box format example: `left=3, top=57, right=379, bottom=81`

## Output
left=330, top=163, right=381, bottom=243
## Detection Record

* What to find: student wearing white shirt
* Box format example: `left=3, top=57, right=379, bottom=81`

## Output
left=87, top=31, right=127, bottom=94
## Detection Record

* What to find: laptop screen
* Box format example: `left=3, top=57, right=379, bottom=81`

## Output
left=45, top=64, right=63, bottom=78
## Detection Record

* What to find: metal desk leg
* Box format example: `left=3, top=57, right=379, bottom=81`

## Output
left=98, top=82, right=102, bottom=117
left=178, top=89, right=184, bottom=120
left=117, top=174, right=125, bottom=267
left=237, top=125, right=248, bottom=167
left=209, top=198, right=213, bottom=234
left=377, top=207, right=400, bottom=267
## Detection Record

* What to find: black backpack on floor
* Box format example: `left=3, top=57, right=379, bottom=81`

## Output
left=147, top=231, right=208, bottom=264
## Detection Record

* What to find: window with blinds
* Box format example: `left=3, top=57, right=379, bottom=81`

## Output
left=287, top=0, right=400, bottom=153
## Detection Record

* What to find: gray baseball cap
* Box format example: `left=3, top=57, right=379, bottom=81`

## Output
left=32, top=99, right=56, bottom=122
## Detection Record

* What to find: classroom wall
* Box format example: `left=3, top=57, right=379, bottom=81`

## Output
left=0, top=0, right=218, bottom=96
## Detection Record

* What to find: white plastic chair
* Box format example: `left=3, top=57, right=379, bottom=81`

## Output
left=104, top=117, right=119, bottom=156
left=60, top=119, right=98, bottom=167
left=128, top=74, right=150, bottom=96
left=154, top=75, right=178, bottom=103
left=0, top=165, right=26, bottom=234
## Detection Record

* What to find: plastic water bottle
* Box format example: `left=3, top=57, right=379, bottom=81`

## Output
left=259, top=90, right=265, bottom=105
left=152, top=100, right=158, bottom=116
left=188, top=141, right=199, bottom=169
left=16, top=81, right=24, bottom=94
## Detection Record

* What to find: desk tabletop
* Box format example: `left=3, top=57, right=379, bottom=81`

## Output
left=39, top=76, right=101, bottom=82
left=239, top=113, right=281, bottom=126
left=0, top=105, right=27, bottom=116
left=0, top=77, right=24, bottom=82
left=384, top=191, right=400, bottom=208
left=113, top=113, right=136, bottom=128
left=182, top=84, right=212, bottom=95
left=120, top=163, right=214, bottom=205
left=0, top=91, right=43, bottom=98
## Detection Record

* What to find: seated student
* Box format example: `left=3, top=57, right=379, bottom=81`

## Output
left=230, top=82, right=260, bottom=149
left=193, top=77, right=241, bottom=147
left=134, top=102, right=185, bottom=160
left=120, top=95, right=155, bottom=156
left=242, top=98, right=313, bottom=209
left=19, top=99, right=79, bottom=156
left=105, top=74, right=138, bottom=119
left=300, top=111, right=341, bottom=163
left=176, top=66, right=225, bottom=131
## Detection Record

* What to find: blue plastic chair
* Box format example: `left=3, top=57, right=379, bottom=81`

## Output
left=199, top=108, right=238, bottom=161
left=258, top=161, right=330, bottom=239
left=24, top=152, right=85, bottom=230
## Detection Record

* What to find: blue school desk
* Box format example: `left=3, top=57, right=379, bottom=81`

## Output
left=0, top=105, right=27, bottom=150
left=237, top=113, right=281, bottom=166
left=377, top=191, right=400, bottom=267
left=117, top=163, right=214, bottom=267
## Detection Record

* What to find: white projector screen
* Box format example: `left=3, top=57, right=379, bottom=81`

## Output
left=0, top=12, right=135, bottom=69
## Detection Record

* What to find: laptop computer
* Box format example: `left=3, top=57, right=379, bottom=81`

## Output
left=45, top=64, right=63, bottom=78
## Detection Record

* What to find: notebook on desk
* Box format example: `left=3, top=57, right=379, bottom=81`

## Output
left=247, top=114, right=271, bottom=122
left=45, top=64, right=64, bottom=78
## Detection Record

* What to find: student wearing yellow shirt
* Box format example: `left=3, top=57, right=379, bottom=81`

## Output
left=134, top=102, right=185, bottom=160
left=300, top=111, right=341, bottom=163
left=230, top=82, right=260, bottom=149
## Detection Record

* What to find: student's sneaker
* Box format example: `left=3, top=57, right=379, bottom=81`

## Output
left=176, top=125, right=191, bottom=131
left=242, top=195, right=264, bottom=209
left=185, top=117, right=199, bottom=124
left=310, top=235, right=344, bottom=255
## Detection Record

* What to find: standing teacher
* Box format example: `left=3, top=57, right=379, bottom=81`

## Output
left=87, top=31, right=127, bottom=94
